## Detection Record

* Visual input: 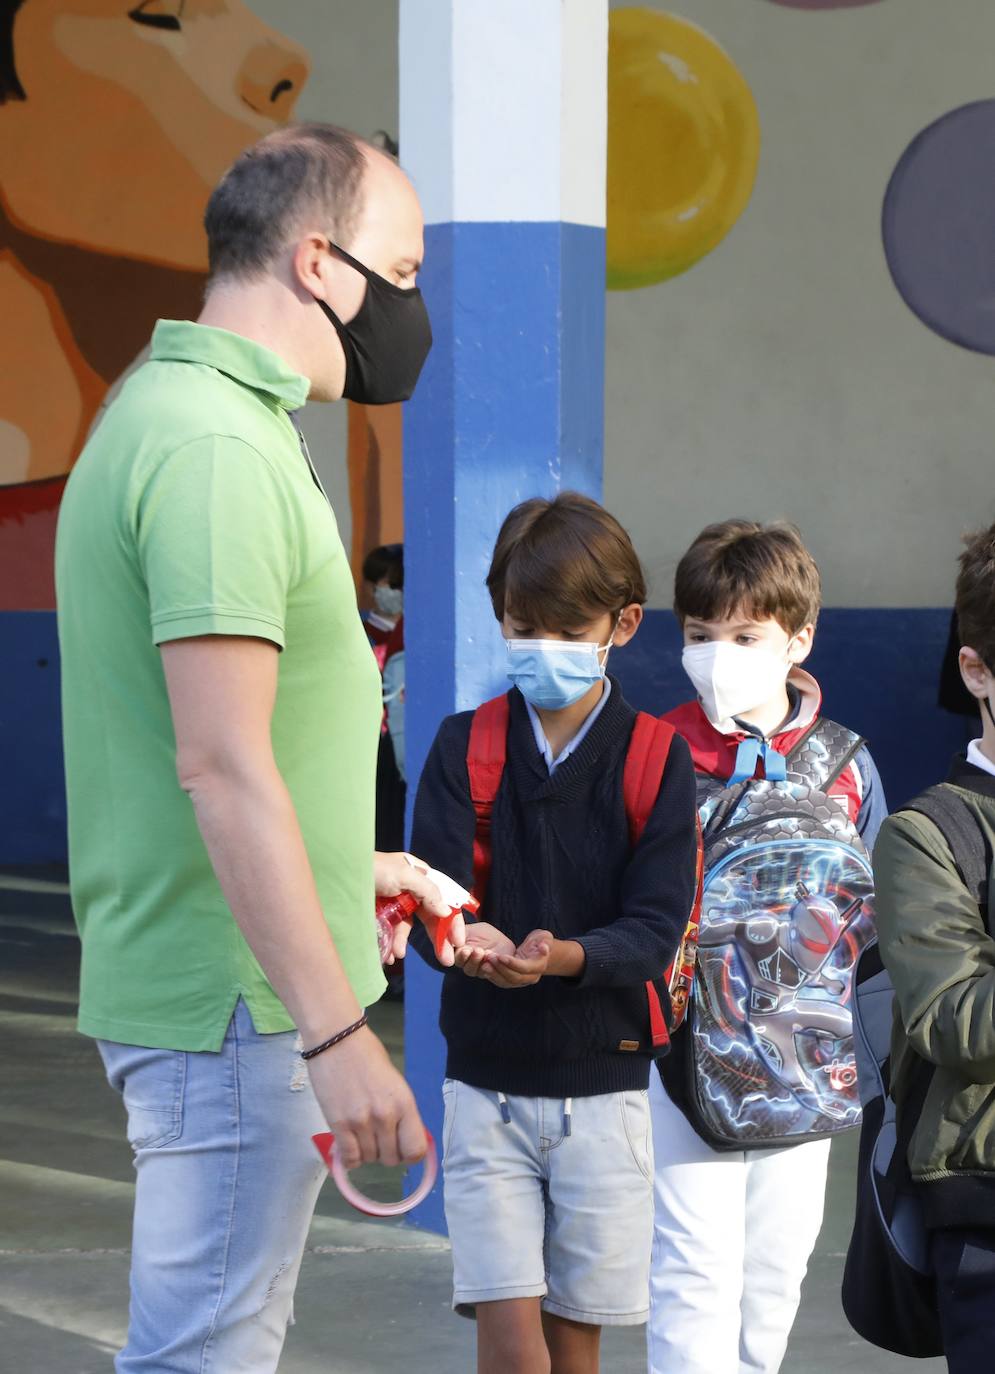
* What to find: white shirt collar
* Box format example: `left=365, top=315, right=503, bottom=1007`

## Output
left=526, top=679, right=612, bottom=774
left=967, top=739, right=995, bottom=778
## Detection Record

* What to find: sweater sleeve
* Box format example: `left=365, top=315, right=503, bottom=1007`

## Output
left=854, top=745, right=888, bottom=851
left=407, top=713, right=478, bottom=971
left=572, top=732, right=699, bottom=990
left=874, top=809, right=995, bottom=1081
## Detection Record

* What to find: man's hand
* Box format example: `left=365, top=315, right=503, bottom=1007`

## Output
left=454, top=922, right=516, bottom=978
left=374, top=851, right=467, bottom=966
left=308, top=1024, right=426, bottom=1170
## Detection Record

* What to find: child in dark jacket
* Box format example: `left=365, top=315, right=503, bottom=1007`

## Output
left=875, top=523, right=995, bottom=1374
left=409, top=493, right=699, bottom=1374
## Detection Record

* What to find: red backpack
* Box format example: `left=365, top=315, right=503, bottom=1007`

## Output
left=465, top=694, right=703, bottom=1051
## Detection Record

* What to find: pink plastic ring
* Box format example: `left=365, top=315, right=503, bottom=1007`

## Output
left=311, top=1129, right=438, bottom=1217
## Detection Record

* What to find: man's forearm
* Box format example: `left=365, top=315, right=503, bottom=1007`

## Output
left=185, top=761, right=362, bottom=1044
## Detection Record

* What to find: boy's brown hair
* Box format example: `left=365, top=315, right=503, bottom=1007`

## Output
left=674, top=519, right=821, bottom=635
left=956, top=523, right=995, bottom=669
left=487, top=492, right=646, bottom=628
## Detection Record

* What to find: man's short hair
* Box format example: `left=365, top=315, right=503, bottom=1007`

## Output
left=956, top=524, right=995, bottom=669
left=203, top=123, right=368, bottom=285
left=362, top=543, right=403, bottom=589
left=487, top=492, right=647, bottom=628
left=1, top=1, right=25, bottom=103
left=674, top=519, right=821, bottom=635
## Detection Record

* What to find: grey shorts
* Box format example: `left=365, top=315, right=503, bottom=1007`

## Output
left=441, top=1078, right=654, bottom=1327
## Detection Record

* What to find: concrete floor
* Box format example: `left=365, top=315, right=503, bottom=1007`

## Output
left=0, top=868, right=944, bottom=1374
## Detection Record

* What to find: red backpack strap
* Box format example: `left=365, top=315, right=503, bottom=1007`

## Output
left=623, top=713, right=676, bottom=846
left=466, top=694, right=511, bottom=903
left=623, top=713, right=705, bottom=1051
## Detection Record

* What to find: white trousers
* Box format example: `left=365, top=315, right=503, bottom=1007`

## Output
left=647, top=1071, right=831, bottom=1374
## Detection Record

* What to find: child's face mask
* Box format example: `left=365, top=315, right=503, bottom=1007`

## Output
left=682, top=641, right=791, bottom=724
left=506, top=635, right=613, bottom=712
left=373, top=584, right=403, bottom=618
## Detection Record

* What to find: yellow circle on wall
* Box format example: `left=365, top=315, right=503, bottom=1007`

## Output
left=608, top=8, right=761, bottom=290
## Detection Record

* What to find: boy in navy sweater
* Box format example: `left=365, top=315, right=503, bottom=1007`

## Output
left=410, top=493, right=699, bottom=1374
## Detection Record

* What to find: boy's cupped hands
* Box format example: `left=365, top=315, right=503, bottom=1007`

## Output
left=455, top=924, right=577, bottom=987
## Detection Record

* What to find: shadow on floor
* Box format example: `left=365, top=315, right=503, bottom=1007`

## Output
left=0, top=869, right=944, bottom=1373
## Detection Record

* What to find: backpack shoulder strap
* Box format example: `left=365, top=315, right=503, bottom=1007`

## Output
left=622, top=713, right=676, bottom=846
left=621, top=713, right=689, bottom=1051
left=785, top=717, right=865, bottom=794
left=466, top=694, right=511, bottom=901
left=905, top=786, right=990, bottom=923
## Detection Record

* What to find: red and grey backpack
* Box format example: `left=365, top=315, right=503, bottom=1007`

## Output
left=465, top=693, right=703, bottom=1051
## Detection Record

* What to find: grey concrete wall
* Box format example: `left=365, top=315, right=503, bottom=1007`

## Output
left=605, top=0, right=995, bottom=609
left=246, top=0, right=995, bottom=610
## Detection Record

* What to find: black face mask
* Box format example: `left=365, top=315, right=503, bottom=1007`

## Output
left=318, top=241, right=432, bottom=405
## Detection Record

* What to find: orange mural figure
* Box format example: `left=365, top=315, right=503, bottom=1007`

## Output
left=0, top=0, right=309, bottom=608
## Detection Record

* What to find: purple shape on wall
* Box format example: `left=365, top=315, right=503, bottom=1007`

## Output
left=883, top=101, right=995, bottom=356
left=766, top=1, right=884, bottom=8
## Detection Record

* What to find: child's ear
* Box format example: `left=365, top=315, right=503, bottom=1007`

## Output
left=612, top=603, right=643, bottom=648
left=788, top=623, right=815, bottom=665
left=959, top=646, right=993, bottom=702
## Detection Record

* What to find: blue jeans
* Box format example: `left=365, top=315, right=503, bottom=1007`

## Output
left=98, top=999, right=327, bottom=1373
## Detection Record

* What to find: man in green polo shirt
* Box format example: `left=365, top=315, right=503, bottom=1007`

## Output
left=55, top=124, right=456, bottom=1373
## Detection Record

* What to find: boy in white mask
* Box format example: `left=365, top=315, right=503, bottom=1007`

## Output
left=648, top=519, right=887, bottom=1374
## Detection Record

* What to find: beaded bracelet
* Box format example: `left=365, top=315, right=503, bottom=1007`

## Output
left=301, top=1013, right=369, bottom=1061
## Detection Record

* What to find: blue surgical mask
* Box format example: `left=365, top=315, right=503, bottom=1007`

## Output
left=506, top=636, right=613, bottom=711
left=373, top=585, right=404, bottom=619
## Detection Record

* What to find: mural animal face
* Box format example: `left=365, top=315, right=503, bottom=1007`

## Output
left=0, top=0, right=310, bottom=269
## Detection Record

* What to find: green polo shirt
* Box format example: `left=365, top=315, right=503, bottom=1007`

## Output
left=55, top=320, right=386, bottom=1050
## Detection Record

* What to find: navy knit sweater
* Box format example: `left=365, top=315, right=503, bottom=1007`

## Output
left=409, top=681, right=699, bottom=1098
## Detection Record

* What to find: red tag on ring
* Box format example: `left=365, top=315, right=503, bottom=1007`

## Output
left=312, top=1129, right=438, bottom=1217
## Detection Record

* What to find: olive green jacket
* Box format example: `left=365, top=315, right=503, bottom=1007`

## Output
left=874, top=758, right=995, bottom=1223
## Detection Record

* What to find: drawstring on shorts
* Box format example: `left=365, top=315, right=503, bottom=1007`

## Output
left=495, top=1092, right=573, bottom=1136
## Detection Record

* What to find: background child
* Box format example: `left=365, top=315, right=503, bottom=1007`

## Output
left=874, top=523, right=995, bottom=1374
left=409, top=492, right=699, bottom=1374
left=362, top=541, right=407, bottom=854
left=362, top=541, right=404, bottom=648
left=649, top=519, right=887, bottom=1374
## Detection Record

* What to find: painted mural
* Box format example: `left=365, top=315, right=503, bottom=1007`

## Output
left=883, top=100, right=995, bottom=357
left=0, top=0, right=309, bottom=609
left=607, top=8, right=759, bottom=289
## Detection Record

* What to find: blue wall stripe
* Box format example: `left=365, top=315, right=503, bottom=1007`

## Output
left=0, top=611, right=66, bottom=865
left=4, top=605, right=964, bottom=869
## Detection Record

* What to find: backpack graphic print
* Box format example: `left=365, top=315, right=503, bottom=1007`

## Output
left=686, top=720, right=875, bottom=1149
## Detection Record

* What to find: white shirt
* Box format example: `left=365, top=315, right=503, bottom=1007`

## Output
left=967, top=738, right=995, bottom=778
left=526, top=680, right=612, bottom=775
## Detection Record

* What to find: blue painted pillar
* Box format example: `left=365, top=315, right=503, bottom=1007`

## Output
left=399, top=0, right=608, bottom=1230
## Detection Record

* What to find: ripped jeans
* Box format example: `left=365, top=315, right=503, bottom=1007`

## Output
left=98, top=999, right=327, bottom=1373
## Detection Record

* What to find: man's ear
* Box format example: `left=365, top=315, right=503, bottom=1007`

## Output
left=292, top=233, right=330, bottom=301
left=612, top=603, right=644, bottom=649
left=788, top=623, right=815, bottom=665
left=960, top=646, right=993, bottom=702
